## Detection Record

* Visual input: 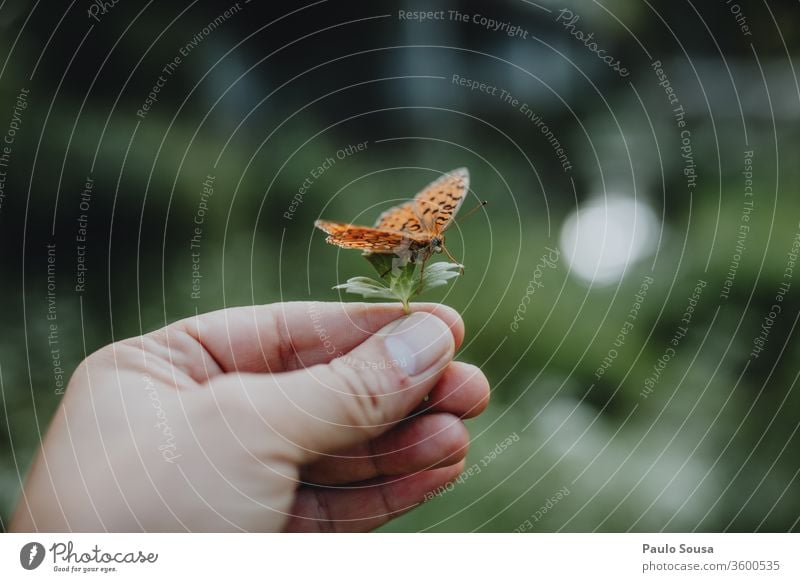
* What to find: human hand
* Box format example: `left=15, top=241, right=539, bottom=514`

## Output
left=11, top=302, right=489, bottom=532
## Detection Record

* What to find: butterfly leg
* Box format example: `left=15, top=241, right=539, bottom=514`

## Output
left=416, top=253, right=430, bottom=293
left=442, top=245, right=465, bottom=274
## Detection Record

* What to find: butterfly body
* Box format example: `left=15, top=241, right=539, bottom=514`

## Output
left=314, top=167, right=469, bottom=265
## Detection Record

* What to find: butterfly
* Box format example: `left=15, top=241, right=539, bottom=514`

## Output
left=314, top=167, right=470, bottom=267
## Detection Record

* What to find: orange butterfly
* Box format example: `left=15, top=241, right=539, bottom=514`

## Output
left=314, top=167, right=470, bottom=266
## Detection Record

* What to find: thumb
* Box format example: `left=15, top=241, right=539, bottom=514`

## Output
left=252, top=311, right=457, bottom=461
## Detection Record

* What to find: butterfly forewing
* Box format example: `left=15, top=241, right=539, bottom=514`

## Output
left=373, top=202, right=424, bottom=234
left=314, top=220, right=424, bottom=253
left=412, top=167, right=469, bottom=234
left=372, top=168, right=469, bottom=237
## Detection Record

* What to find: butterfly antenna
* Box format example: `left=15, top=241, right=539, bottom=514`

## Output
left=442, top=245, right=464, bottom=274
left=455, top=200, right=488, bottom=225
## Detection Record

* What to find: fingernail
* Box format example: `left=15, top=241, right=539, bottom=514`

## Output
left=384, top=313, right=454, bottom=376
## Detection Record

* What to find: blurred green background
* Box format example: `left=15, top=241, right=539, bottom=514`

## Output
left=1, top=0, right=799, bottom=531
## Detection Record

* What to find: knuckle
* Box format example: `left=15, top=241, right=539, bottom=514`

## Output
left=328, top=358, right=405, bottom=432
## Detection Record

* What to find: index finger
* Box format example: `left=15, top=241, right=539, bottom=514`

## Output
left=172, top=302, right=464, bottom=375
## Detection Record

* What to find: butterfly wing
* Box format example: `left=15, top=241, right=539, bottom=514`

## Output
left=373, top=202, right=425, bottom=234
left=314, top=220, right=424, bottom=254
left=316, top=168, right=469, bottom=258
left=413, top=167, right=470, bottom=234
left=373, top=168, right=470, bottom=237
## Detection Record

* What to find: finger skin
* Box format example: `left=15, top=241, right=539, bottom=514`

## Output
left=11, top=300, right=482, bottom=534
left=160, top=302, right=465, bottom=381
left=286, top=461, right=466, bottom=532
left=417, top=362, right=491, bottom=419
left=233, top=311, right=457, bottom=462
left=300, top=413, right=469, bottom=485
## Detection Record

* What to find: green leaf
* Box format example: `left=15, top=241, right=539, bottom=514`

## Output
left=333, top=253, right=462, bottom=312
